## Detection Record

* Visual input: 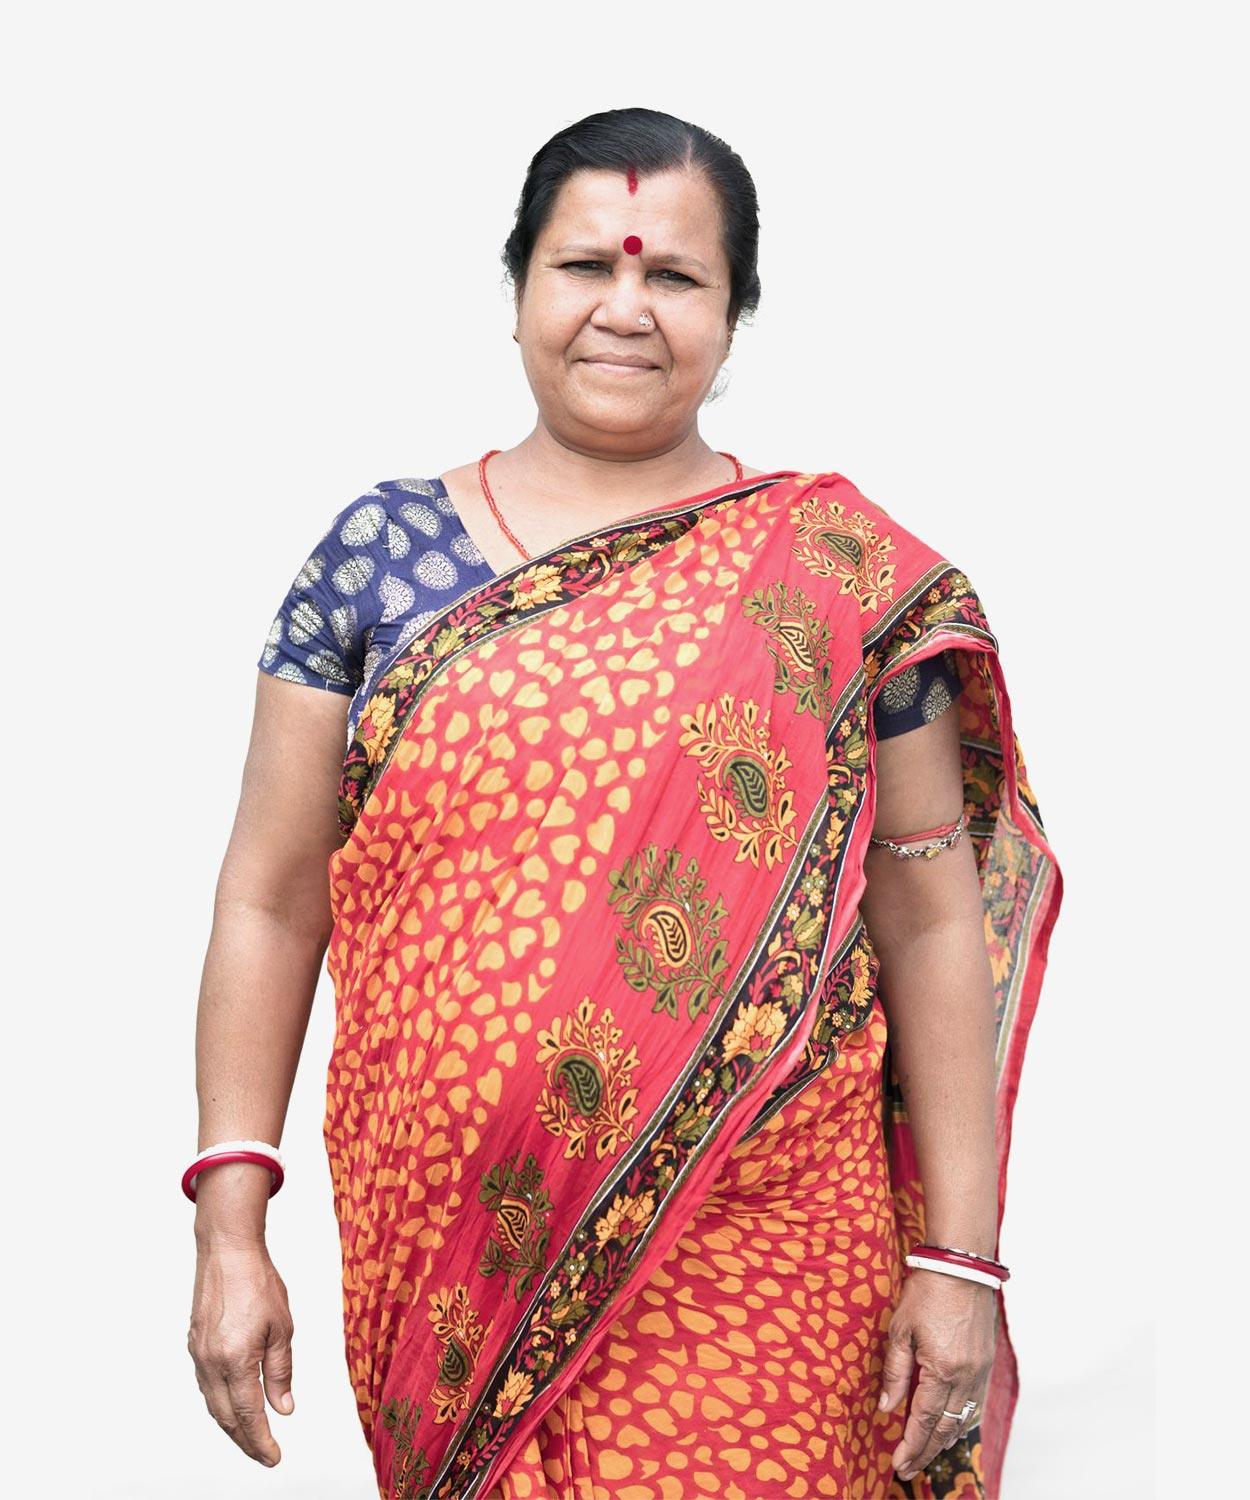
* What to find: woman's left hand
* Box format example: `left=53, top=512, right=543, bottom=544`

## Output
left=878, top=1270, right=997, bottom=1481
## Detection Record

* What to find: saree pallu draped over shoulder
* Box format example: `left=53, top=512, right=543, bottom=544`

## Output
left=324, top=470, right=1062, bottom=1500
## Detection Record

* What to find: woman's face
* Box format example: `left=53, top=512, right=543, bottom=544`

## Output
left=515, top=166, right=734, bottom=453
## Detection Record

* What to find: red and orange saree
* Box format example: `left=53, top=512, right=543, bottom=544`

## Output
left=323, top=469, right=1062, bottom=1499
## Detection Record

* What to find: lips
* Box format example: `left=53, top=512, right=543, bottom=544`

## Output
left=580, top=356, right=658, bottom=371
left=579, top=354, right=657, bottom=369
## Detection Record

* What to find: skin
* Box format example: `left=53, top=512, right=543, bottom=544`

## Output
left=859, top=696, right=1000, bottom=1478
left=189, top=162, right=998, bottom=1483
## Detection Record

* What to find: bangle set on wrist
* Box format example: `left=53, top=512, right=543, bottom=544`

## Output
left=182, top=1139, right=286, bottom=1203
left=904, top=1242, right=1011, bottom=1289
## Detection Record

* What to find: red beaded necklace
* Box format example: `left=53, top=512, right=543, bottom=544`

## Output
left=477, top=449, right=746, bottom=563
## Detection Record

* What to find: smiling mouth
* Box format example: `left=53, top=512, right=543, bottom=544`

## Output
left=580, top=358, right=658, bottom=373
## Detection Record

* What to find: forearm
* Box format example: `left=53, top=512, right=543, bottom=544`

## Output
left=193, top=901, right=325, bottom=1243
left=864, top=892, right=1000, bottom=1256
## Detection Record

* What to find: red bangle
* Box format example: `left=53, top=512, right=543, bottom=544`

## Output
left=913, top=1245, right=1010, bottom=1282
left=914, top=1242, right=1007, bottom=1268
left=885, top=817, right=963, bottom=843
left=182, top=1151, right=285, bottom=1203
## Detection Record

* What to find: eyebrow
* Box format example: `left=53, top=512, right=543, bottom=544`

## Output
left=550, top=244, right=711, bottom=276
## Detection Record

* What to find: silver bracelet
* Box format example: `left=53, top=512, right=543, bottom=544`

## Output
left=868, top=811, right=966, bottom=860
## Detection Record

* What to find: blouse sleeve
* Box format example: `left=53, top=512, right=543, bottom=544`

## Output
left=256, top=490, right=389, bottom=695
left=871, top=648, right=962, bottom=739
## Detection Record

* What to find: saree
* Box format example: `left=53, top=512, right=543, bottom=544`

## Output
left=323, top=469, right=1063, bottom=1499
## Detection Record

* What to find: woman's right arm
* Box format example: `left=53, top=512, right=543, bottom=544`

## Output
left=187, top=671, right=350, bottom=1468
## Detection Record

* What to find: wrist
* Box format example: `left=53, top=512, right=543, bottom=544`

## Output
left=193, top=1202, right=269, bottom=1244
left=923, top=1231, right=998, bottom=1259
left=191, top=1161, right=272, bottom=1242
left=195, top=1221, right=268, bottom=1250
left=921, top=1205, right=998, bottom=1260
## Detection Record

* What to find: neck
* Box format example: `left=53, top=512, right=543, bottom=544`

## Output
left=499, top=423, right=735, bottom=511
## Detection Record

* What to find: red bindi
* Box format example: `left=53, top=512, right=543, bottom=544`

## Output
left=622, top=235, right=643, bottom=256
left=626, top=165, right=638, bottom=195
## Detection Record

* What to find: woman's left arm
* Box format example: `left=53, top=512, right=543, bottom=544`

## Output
left=857, top=690, right=999, bottom=1483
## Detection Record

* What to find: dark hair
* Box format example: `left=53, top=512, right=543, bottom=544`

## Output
left=502, top=107, right=761, bottom=327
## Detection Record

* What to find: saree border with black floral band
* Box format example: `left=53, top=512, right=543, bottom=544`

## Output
left=322, top=469, right=1062, bottom=1500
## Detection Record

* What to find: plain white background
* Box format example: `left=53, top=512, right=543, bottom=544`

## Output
left=6, top=2, right=1227, bottom=1496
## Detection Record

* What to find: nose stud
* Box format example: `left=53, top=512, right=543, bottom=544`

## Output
left=639, top=313, right=654, bottom=329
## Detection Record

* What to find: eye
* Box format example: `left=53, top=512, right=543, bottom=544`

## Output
left=559, top=261, right=696, bottom=285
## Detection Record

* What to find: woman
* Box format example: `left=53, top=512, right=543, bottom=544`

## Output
left=187, top=108, right=1062, bottom=1500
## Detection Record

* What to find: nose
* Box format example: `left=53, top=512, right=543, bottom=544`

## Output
left=590, top=265, right=654, bottom=336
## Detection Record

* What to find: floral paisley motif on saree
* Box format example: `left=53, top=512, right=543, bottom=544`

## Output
left=322, top=469, right=1063, bottom=1500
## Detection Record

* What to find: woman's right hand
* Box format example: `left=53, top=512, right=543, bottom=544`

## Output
left=187, top=1233, right=295, bottom=1467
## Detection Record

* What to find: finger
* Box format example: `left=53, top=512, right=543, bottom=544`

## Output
left=223, top=1359, right=282, bottom=1466
left=201, top=1370, right=252, bottom=1454
left=944, top=1389, right=985, bottom=1449
left=892, top=1368, right=954, bottom=1480
left=937, top=1395, right=973, bottom=1449
left=877, top=1323, right=916, bottom=1415
left=905, top=1389, right=976, bottom=1478
left=261, top=1322, right=295, bottom=1416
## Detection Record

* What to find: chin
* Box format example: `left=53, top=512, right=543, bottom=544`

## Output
left=558, top=395, right=672, bottom=438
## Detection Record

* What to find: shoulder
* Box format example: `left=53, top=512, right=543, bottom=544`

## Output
left=793, top=471, right=958, bottom=634
left=277, top=475, right=451, bottom=628
left=320, top=477, right=453, bottom=541
left=367, top=476, right=463, bottom=542
left=812, top=472, right=950, bottom=575
left=256, top=475, right=453, bottom=693
left=304, top=477, right=461, bottom=574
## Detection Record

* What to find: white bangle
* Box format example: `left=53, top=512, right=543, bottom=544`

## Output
left=905, top=1254, right=1004, bottom=1290
left=189, top=1138, right=285, bottom=1171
